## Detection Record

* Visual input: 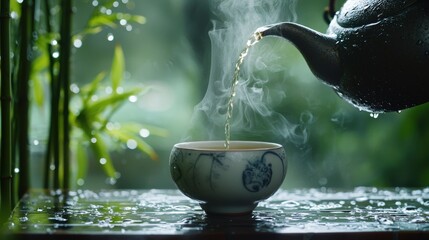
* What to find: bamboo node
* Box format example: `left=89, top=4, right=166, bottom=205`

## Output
left=1, top=175, right=12, bottom=180
left=0, top=95, right=12, bottom=101
left=0, top=14, right=11, bottom=19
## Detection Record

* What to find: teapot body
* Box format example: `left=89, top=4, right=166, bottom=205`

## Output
left=328, top=0, right=429, bottom=112
left=260, top=0, right=429, bottom=112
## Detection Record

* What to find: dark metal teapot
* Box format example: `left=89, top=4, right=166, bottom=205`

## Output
left=259, top=0, right=429, bottom=112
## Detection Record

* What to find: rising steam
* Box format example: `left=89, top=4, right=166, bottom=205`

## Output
left=184, top=0, right=311, bottom=146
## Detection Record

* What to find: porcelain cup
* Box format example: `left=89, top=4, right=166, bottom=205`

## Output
left=169, top=141, right=287, bottom=215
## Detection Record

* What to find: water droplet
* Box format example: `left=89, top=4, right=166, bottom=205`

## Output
left=410, top=217, right=426, bottom=223
left=171, top=205, right=192, bottom=211
left=149, top=218, right=161, bottom=223
left=139, top=128, right=150, bottom=138
left=19, top=217, right=28, bottom=223
left=73, top=39, right=82, bottom=48
left=33, top=139, right=40, bottom=145
left=412, top=189, right=422, bottom=195
left=91, top=137, right=97, bottom=143
left=370, top=113, right=379, bottom=118
left=113, top=1, right=119, bottom=7
left=417, top=40, right=423, bottom=45
left=77, top=178, right=85, bottom=186
left=107, top=33, right=114, bottom=41
left=280, top=200, right=300, bottom=208
left=119, top=19, right=127, bottom=26
left=378, top=217, right=394, bottom=225
left=116, top=86, right=124, bottom=94
left=356, top=196, right=368, bottom=202
left=99, top=158, right=107, bottom=165
left=10, top=11, right=18, bottom=19
left=106, top=177, right=117, bottom=185
left=52, top=51, right=59, bottom=58
left=126, top=139, right=137, bottom=149
left=128, top=95, right=137, bottom=103
left=92, top=0, right=99, bottom=7
left=49, top=216, right=68, bottom=222
left=91, top=95, right=99, bottom=101
left=103, top=86, right=112, bottom=94
left=126, top=25, right=133, bottom=32
left=14, top=168, right=20, bottom=173
left=8, top=222, right=15, bottom=229
left=70, top=83, right=80, bottom=94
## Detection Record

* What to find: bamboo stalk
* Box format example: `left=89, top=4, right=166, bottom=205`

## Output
left=43, top=0, right=57, bottom=189
left=1, top=0, right=13, bottom=224
left=43, top=0, right=61, bottom=190
left=15, top=0, right=34, bottom=199
left=59, top=0, right=72, bottom=190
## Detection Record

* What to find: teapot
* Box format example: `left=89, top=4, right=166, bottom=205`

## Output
left=258, top=0, right=429, bottom=112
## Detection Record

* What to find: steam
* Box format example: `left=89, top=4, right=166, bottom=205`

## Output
left=184, top=0, right=311, bottom=146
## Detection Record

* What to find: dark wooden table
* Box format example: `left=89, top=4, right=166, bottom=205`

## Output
left=3, top=187, right=429, bottom=239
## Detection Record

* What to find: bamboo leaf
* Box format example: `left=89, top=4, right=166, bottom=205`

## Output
left=107, top=128, right=158, bottom=160
left=30, top=51, right=49, bottom=108
left=87, top=132, right=117, bottom=178
left=88, top=14, right=117, bottom=28
left=75, top=139, right=88, bottom=184
left=36, top=32, right=60, bottom=49
left=10, top=0, right=21, bottom=16
left=80, top=71, right=106, bottom=104
left=32, top=74, right=45, bottom=107
left=111, top=44, right=125, bottom=91
left=31, top=50, right=49, bottom=73
left=86, top=88, right=142, bottom=115
left=117, top=13, right=146, bottom=24
left=129, top=15, right=146, bottom=24
left=120, top=122, right=169, bottom=138
left=81, top=26, right=103, bottom=36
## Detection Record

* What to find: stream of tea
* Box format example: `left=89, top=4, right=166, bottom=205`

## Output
left=224, top=31, right=263, bottom=149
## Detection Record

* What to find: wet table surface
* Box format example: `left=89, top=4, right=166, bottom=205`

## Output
left=4, top=187, right=429, bottom=239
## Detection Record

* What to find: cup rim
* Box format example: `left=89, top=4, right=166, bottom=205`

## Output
left=173, top=140, right=283, bottom=151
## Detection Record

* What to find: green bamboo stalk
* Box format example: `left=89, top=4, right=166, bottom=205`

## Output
left=43, top=0, right=61, bottom=190
left=1, top=0, right=13, bottom=224
left=52, top=80, right=60, bottom=190
left=43, top=0, right=57, bottom=189
left=59, top=0, right=72, bottom=190
left=15, top=0, right=34, bottom=199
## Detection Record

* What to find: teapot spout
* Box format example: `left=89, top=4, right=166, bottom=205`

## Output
left=258, top=22, right=341, bottom=88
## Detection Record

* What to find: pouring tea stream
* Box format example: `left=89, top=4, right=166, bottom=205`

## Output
left=254, top=0, right=429, bottom=113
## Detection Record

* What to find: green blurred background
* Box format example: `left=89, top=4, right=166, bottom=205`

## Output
left=29, top=0, right=429, bottom=189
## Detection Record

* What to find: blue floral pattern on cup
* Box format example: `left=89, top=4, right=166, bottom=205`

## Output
left=171, top=148, right=285, bottom=193
left=242, top=151, right=282, bottom=192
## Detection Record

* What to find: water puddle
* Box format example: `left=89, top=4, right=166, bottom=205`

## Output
left=7, top=187, right=429, bottom=235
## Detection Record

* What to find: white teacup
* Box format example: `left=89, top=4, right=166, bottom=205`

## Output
left=169, top=141, right=287, bottom=215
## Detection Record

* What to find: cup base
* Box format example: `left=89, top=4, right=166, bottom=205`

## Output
left=200, top=202, right=258, bottom=215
